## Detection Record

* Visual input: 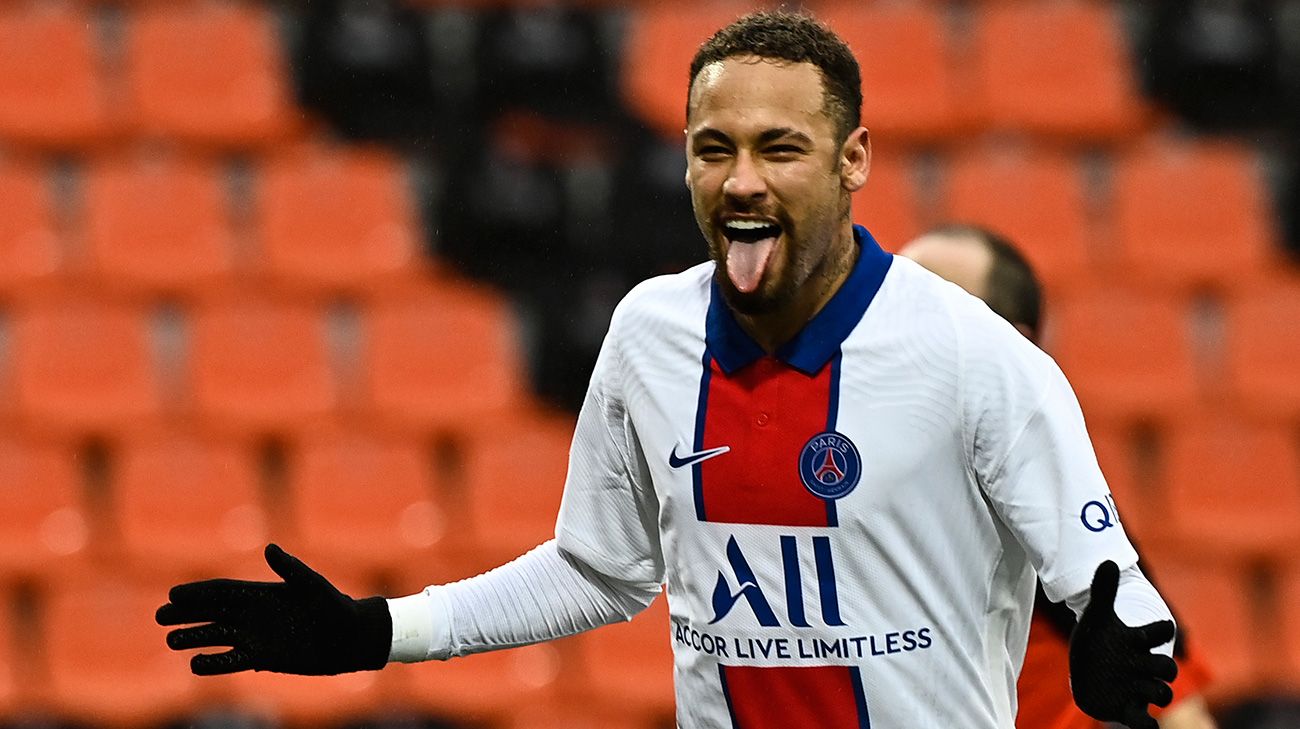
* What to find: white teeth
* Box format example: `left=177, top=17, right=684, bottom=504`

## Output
left=724, top=220, right=776, bottom=231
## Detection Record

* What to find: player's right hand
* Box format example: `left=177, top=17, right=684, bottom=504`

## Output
left=1068, top=560, right=1179, bottom=729
left=156, top=544, right=392, bottom=676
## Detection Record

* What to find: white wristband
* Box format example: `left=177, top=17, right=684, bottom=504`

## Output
left=386, top=589, right=452, bottom=663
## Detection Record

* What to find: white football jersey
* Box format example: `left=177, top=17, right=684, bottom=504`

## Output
left=554, top=227, right=1139, bottom=729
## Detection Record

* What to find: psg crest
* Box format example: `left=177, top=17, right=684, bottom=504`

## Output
left=798, top=431, right=862, bottom=500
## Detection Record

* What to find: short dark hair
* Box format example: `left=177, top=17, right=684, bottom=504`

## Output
left=930, top=224, right=1043, bottom=342
left=688, top=11, right=862, bottom=144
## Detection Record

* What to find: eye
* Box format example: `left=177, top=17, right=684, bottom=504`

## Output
left=695, top=145, right=731, bottom=160
left=765, top=145, right=804, bottom=158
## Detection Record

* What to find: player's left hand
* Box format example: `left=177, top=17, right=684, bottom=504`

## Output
left=1069, top=560, right=1179, bottom=729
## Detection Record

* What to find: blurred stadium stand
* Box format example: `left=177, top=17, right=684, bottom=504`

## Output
left=0, top=1, right=1298, bottom=728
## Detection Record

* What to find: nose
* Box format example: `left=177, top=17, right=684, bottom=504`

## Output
left=723, top=152, right=766, bottom=204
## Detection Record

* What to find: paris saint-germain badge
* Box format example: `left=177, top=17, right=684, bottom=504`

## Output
left=798, top=431, right=862, bottom=500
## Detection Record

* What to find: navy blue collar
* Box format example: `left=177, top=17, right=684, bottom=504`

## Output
left=706, top=225, right=893, bottom=376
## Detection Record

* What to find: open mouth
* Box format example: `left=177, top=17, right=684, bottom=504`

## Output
left=723, top=219, right=782, bottom=243
left=721, top=219, right=782, bottom=294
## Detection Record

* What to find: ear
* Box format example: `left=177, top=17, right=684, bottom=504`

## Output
left=840, top=127, right=871, bottom=193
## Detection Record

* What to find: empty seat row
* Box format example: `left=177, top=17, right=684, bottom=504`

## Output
left=0, top=572, right=673, bottom=729
left=0, top=4, right=299, bottom=149
left=0, top=283, right=527, bottom=432
left=853, top=139, right=1282, bottom=292
left=623, top=1, right=1150, bottom=145
left=0, top=146, right=424, bottom=298
left=0, top=410, right=572, bottom=585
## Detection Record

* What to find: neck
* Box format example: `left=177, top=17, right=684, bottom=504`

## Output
left=735, top=222, right=859, bottom=353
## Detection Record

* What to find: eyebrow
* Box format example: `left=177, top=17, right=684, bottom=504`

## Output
left=690, top=127, right=815, bottom=146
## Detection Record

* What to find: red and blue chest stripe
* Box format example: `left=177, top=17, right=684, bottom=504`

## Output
left=689, top=226, right=892, bottom=729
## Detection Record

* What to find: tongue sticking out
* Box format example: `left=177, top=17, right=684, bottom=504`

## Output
left=726, top=236, right=778, bottom=294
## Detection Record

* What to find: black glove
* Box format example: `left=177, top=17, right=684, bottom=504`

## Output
left=156, top=544, right=392, bottom=676
left=1069, top=560, right=1179, bottom=729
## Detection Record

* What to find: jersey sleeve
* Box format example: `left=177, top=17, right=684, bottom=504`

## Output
left=958, top=303, right=1139, bottom=603
left=553, top=299, right=665, bottom=586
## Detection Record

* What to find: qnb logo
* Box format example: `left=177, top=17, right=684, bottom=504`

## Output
left=1080, top=494, right=1121, bottom=533
left=709, top=535, right=845, bottom=628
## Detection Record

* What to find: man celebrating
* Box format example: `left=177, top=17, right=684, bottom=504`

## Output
left=158, top=12, right=1177, bottom=728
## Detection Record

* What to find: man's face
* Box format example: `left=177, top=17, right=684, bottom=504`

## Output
left=686, top=57, right=865, bottom=316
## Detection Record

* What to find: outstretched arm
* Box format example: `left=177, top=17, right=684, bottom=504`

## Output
left=159, top=540, right=661, bottom=675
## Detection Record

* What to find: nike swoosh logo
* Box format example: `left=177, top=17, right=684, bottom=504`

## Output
left=669, top=444, right=731, bottom=469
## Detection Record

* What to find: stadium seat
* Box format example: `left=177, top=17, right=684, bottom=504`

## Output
left=0, top=5, right=111, bottom=146
left=387, top=641, right=568, bottom=723
left=0, top=596, right=17, bottom=720
left=42, top=571, right=202, bottom=728
left=849, top=150, right=923, bottom=252
left=940, top=146, right=1092, bottom=291
left=458, top=411, right=574, bottom=565
left=1278, top=562, right=1300, bottom=690
left=0, top=163, right=61, bottom=295
left=189, top=296, right=336, bottom=431
left=111, top=432, right=266, bottom=579
left=1086, top=424, right=1154, bottom=543
left=122, top=3, right=298, bottom=147
left=361, top=281, right=527, bottom=431
left=83, top=154, right=234, bottom=296
left=970, top=2, right=1148, bottom=141
left=0, top=437, right=89, bottom=583
left=284, top=426, right=448, bottom=574
left=1161, top=416, right=1300, bottom=559
left=1148, top=560, right=1257, bottom=701
left=620, top=0, right=757, bottom=141
left=815, top=3, right=964, bottom=142
left=1111, top=140, right=1276, bottom=291
left=574, top=596, right=675, bottom=717
left=254, top=147, right=423, bottom=295
left=10, top=298, right=162, bottom=431
left=1049, top=288, right=1198, bottom=423
left=205, top=667, right=387, bottom=728
left=1224, top=280, right=1300, bottom=419
left=505, top=704, right=656, bottom=729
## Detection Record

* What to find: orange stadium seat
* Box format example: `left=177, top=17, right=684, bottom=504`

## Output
left=1278, top=562, right=1300, bottom=689
left=0, top=163, right=61, bottom=295
left=0, top=600, right=18, bottom=720
left=111, top=432, right=266, bottom=579
left=575, top=596, right=675, bottom=717
left=940, top=146, right=1092, bottom=290
left=42, top=572, right=202, bottom=728
left=0, top=5, right=111, bottom=146
left=10, top=298, right=162, bottom=431
left=361, top=281, right=527, bottom=430
left=189, top=297, right=336, bottom=431
left=285, top=426, right=449, bottom=574
left=621, top=1, right=756, bottom=141
left=207, top=668, right=388, bottom=728
left=1224, top=280, right=1300, bottom=418
left=1149, top=560, right=1257, bottom=701
left=255, top=147, right=422, bottom=295
left=850, top=150, right=923, bottom=252
left=1111, top=140, right=1276, bottom=291
left=387, top=640, right=569, bottom=723
left=1049, top=288, right=1198, bottom=423
left=83, top=154, right=234, bottom=296
left=1086, top=424, right=1154, bottom=543
left=458, top=411, right=574, bottom=565
left=0, top=437, right=89, bottom=582
left=815, top=3, right=963, bottom=142
left=123, top=3, right=298, bottom=147
left=506, top=704, right=658, bottom=729
left=1161, top=416, right=1300, bottom=559
left=970, top=2, right=1148, bottom=141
